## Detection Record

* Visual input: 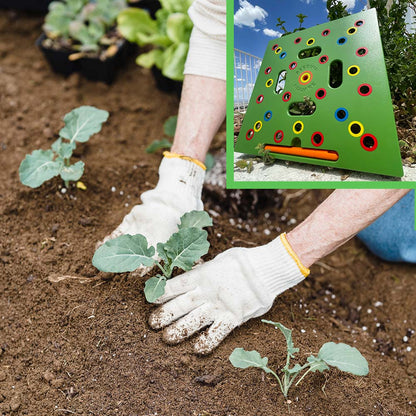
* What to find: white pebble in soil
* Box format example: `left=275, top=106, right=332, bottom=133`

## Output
left=61, top=188, right=67, bottom=194
left=407, top=346, right=412, bottom=352
left=111, top=186, right=116, bottom=192
left=403, top=336, right=409, bottom=343
left=264, top=229, right=271, bottom=236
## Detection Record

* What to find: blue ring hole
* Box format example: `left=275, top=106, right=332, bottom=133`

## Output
left=337, top=37, right=347, bottom=45
left=280, top=52, right=287, bottom=59
left=264, top=111, right=273, bottom=121
left=335, top=107, right=349, bottom=122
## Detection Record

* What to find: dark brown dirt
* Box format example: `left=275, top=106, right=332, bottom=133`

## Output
left=1, top=11, right=416, bottom=416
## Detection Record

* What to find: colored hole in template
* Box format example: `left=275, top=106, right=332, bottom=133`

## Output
left=282, top=92, right=292, bottom=102
left=256, top=94, right=264, bottom=104
left=299, top=71, right=312, bottom=85
left=361, top=134, right=378, bottom=151
left=329, top=60, right=343, bottom=88
left=272, top=44, right=279, bottom=51
left=348, top=65, right=360, bottom=76
left=298, top=46, right=322, bottom=59
left=275, top=46, right=283, bottom=55
left=356, top=47, right=368, bottom=57
left=246, top=129, right=254, bottom=140
left=315, top=88, right=327, bottom=99
left=289, top=101, right=316, bottom=116
left=274, top=130, right=284, bottom=143
left=312, top=132, right=324, bottom=146
left=295, top=37, right=302, bottom=44
left=280, top=52, right=287, bottom=59
left=264, top=111, right=272, bottom=121
left=319, top=55, right=329, bottom=64
left=349, top=121, right=364, bottom=137
left=266, top=78, right=274, bottom=87
left=265, top=66, right=272, bottom=74
left=307, top=38, right=315, bottom=45
left=322, top=29, right=331, bottom=36
left=254, top=121, right=262, bottom=132
left=293, top=121, right=304, bottom=134
left=337, top=37, right=347, bottom=45
left=276, top=70, right=287, bottom=94
left=289, top=61, right=297, bottom=70
left=335, top=107, right=349, bottom=122
left=347, top=27, right=357, bottom=35
left=355, top=19, right=364, bottom=27
left=358, top=84, right=372, bottom=96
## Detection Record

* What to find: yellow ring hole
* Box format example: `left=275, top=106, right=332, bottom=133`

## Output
left=347, top=26, right=357, bottom=35
left=347, top=65, right=360, bottom=76
left=275, top=47, right=283, bottom=55
left=300, top=73, right=311, bottom=84
left=306, top=37, right=315, bottom=45
left=265, top=78, right=274, bottom=87
left=254, top=121, right=263, bottom=132
left=293, top=121, right=304, bottom=134
left=348, top=121, right=364, bottom=137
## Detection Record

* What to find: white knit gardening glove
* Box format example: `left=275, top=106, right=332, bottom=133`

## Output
left=149, top=233, right=310, bottom=354
left=98, top=153, right=205, bottom=272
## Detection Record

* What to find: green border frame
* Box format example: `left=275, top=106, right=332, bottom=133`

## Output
left=226, top=0, right=416, bottom=190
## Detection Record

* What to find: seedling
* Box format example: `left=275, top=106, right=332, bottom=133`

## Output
left=19, top=106, right=109, bottom=188
left=92, top=210, right=212, bottom=302
left=229, top=320, right=369, bottom=398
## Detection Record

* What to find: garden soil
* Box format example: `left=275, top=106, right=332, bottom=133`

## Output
left=1, top=11, right=416, bottom=416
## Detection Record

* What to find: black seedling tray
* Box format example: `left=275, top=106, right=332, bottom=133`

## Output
left=151, top=66, right=182, bottom=96
left=128, top=0, right=161, bottom=18
left=36, top=33, right=133, bottom=84
left=0, top=0, right=53, bottom=12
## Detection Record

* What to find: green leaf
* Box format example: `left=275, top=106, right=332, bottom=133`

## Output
left=145, top=138, right=172, bottom=153
left=163, top=115, right=177, bottom=137
left=262, top=320, right=299, bottom=358
left=161, top=42, right=188, bottom=81
left=60, top=160, right=85, bottom=182
left=156, top=242, right=170, bottom=265
left=164, top=227, right=209, bottom=271
left=318, top=342, right=369, bottom=376
left=51, top=138, right=76, bottom=160
left=117, top=8, right=157, bottom=44
left=204, top=153, right=215, bottom=171
left=166, top=12, right=192, bottom=43
left=178, top=210, right=213, bottom=230
left=136, top=49, right=164, bottom=69
left=286, top=363, right=303, bottom=375
left=144, top=276, right=167, bottom=303
left=19, top=149, right=63, bottom=188
left=92, top=234, right=156, bottom=273
left=306, top=355, right=330, bottom=373
left=229, top=348, right=272, bottom=373
left=60, top=106, right=109, bottom=143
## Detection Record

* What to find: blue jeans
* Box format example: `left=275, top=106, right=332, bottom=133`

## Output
left=357, top=190, right=416, bottom=263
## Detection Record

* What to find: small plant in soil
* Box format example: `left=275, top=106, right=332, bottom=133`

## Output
left=145, top=115, right=176, bottom=153
left=19, top=106, right=109, bottom=188
left=43, top=0, right=127, bottom=57
left=92, top=210, right=212, bottom=302
left=229, top=320, right=369, bottom=398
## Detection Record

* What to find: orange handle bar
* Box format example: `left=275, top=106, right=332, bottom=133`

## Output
left=264, top=145, right=339, bottom=161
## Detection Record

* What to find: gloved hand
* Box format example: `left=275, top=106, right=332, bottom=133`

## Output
left=148, top=233, right=309, bottom=354
left=97, top=153, right=205, bottom=274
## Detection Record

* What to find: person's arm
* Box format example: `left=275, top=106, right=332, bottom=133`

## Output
left=287, top=189, right=411, bottom=267
left=149, top=189, right=411, bottom=354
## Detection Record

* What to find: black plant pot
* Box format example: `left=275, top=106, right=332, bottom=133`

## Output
left=151, top=66, right=182, bottom=96
left=0, top=0, right=53, bottom=12
left=36, top=33, right=134, bottom=84
left=128, top=0, right=161, bottom=18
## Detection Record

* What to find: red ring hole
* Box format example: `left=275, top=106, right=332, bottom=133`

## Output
left=311, top=132, right=324, bottom=147
left=246, top=129, right=254, bottom=141
left=319, top=55, right=329, bottom=64
left=358, top=84, right=372, bottom=96
left=274, top=130, right=284, bottom=143
left=282, top=92, right=292, bottom=102
left=289, top=61, right=297, bottom=70
left=361, top=134, right=378, bottom=151
left=315, top=88, right=327, bottom=100
left=322, top=29, right=331, bottom=36
left=356, top=47, right=368, bottom=57
left=295, top=37, right=302, bottom=44
left=265, top=66, right=272, bottom=74
left=256, top=95, right=264, bottom=104
left=272, top=44, right=279, bottom=51
left=355, top=19, right=364, bottom=27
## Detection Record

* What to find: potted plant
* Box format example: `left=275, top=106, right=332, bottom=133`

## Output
left=0, top=0, right=53, bottom=12
left=117, top=0, right=193, bottom=93
left=37, top=0, right=131, bottom=84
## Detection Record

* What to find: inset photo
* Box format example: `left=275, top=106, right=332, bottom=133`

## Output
left=232, top=0, right=416, bottom=186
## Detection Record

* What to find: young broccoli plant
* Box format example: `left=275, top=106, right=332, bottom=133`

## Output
left=19, top=106, right=109, bottom=189
left=229, top=320, right=369, bottom=398
left=92, top=210, right=212, bottom=303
